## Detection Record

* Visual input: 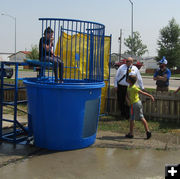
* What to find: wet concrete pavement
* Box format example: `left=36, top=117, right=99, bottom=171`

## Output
left=0, top=136, right=180, bottom=179
left=1, top=115, right=180, bottom=178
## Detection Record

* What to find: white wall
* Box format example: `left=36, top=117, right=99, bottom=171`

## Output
left=0, top=54, right=12, bottom=61
left=9, top=52, right=26, bottom=62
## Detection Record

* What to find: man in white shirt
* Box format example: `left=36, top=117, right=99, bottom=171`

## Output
left=114, top=57, right=144, bottom=119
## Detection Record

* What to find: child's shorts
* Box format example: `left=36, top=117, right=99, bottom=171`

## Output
left=130, top=100, right=144, bottom=120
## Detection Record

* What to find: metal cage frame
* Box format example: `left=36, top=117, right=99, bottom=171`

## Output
left=39, top=18, right=105, bottom=82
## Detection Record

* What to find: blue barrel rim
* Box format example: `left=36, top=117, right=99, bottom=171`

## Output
left=23, top=78, right=105, bottom=89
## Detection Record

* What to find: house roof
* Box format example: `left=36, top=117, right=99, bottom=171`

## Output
left=8, top=51, right=31, bottom=58
left=20, top=51, right=31, bottom=55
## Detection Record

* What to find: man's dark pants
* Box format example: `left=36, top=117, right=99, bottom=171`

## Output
left=117, top=84, right=130, bottom=119
left=44, top=56, right=64, bottom=81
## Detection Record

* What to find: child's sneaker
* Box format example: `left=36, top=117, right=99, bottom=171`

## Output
left=125, top=133, right=134, bottom=138
left=146, top=131, right=151, bottom=139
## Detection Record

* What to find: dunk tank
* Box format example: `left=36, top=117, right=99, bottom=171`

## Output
left=23, top=18, right=107, bottom=150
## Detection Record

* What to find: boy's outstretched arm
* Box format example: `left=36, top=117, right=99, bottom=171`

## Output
left=174, top=86, right=180, bottom=93
left=139, top=90, right=155, bottom=102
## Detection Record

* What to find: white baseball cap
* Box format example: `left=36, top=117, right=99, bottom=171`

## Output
left=159, top=56, right=168, bottom=64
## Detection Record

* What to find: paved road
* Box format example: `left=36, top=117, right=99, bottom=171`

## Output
left=12, top=70, right=52, bottom=79
left=12, top=70, right=37, bottom=79
left=12, top=68, right=180, bottom=90
left=110, top=68, right=180, bottom=90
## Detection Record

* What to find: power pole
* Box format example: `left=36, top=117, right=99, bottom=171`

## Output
left=118, top=29, right=122, bottom=62
left=129, top=0, right=134, bottom=57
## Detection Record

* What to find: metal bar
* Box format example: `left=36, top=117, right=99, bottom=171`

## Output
left=2, top=135, right=28, bottom=143
left=3, top=62, right=27, bottom=65
left=65, top=21, right=69, bottom=79
left=2, top=118, right=14, bottom=122
left=61, top=28, right=104, bottom=33
left=94, top=24, right=98, bottom=81
left=0, top=62, right=4, bottom=139
left=48, top=21, right=52, bottom=79
left=82, top=22, right=85, bottom=80
left=2, top=116, right=28, bottom=132
left=61, top=21, right=64, bottom=64
left=2, top=100, right=27, bottom=106
left=78, top=22, right=82, bottom=80
left=1, top=86, right=26, bottom=90
left=96, top=30, right=100, bottom=81
left=0, top=62, right=31, bottom=144
left=86, top=23, right=90, bottom=80
left=70, top=21, right=73, bottom=79
left=89, top=25, right=94, bottom=80
left=39, top=18, right=105, bottom=28
left=13, top=63, right=18, bottom=143
left=2, top=83, right=18, bottom=87
left=74, top=21, right=78, bottom=80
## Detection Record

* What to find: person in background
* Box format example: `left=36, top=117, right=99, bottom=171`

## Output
left=114, top=57, right=144, bottom=119
left=153, top=56, right=171, bottom=92
left=125, top=75, right=154, bottom=139
left=39, top=27, right=64, bottom=82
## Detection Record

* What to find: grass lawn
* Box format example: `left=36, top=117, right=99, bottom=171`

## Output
left=98, top=115, right=180, bottom=134
left=3, top=103, right=180, bottom=135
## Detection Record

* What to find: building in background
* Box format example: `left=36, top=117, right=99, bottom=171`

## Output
left=140, top=56, right=158, bottom=73
left=111, top=54, right=158, bottom=73
left=0, top=53, right=13, bottom=61
left=8, top=51, right=30, bottom=62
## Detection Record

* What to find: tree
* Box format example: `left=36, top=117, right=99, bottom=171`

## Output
left=27, top=45, right=39, bottom=59
left=157, top=18, right=180, bottom=68
left=124, top=31, right=148, bottom=56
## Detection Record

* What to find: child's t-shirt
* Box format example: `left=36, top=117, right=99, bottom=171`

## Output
left=127, top=84, right=140, bottom=104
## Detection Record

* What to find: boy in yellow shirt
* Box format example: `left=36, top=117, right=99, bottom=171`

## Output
left=125, top=75, right=154, bottom=139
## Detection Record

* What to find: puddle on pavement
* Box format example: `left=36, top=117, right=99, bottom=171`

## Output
left=0, top=147, right=180, bottom=179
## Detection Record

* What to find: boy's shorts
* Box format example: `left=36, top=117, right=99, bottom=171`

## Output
left=130, top=100, right=144, bottom=120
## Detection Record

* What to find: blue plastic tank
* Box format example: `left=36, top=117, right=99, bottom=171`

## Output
left=24, top=78, right=104, bottom=150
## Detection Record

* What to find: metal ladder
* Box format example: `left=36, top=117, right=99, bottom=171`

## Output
left=0, top=62, right=29, bottom=144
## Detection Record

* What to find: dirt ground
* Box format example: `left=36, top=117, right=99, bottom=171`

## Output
left=93, top=130, right=180, bottom=150
left=2, top=113, right=180, bottom=151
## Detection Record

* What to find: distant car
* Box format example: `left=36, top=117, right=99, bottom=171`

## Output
left=0, top=62, right=13, bottom=78
left=113, top=59, right=143, bottom=70
left=113, top=59, right=127, bottom=70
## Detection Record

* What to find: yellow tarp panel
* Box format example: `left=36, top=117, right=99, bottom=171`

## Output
left=100, top=36, right=111, bottom=114
left=55, top=33, right=111, bottom=114
left=55, top=32, right=90, bottom=80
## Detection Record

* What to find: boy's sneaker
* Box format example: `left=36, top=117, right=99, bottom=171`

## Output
left=125, top=133, right=134, bottom=139
left=146, top=131, right=151, bottom=139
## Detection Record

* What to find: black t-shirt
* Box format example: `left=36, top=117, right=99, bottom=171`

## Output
left=156, top=69, right=169, bottom=87
left=39, top=37, right=53, bottom=60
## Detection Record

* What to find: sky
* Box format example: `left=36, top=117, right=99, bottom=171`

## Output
left=1, top=0, right=180, bottom=57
